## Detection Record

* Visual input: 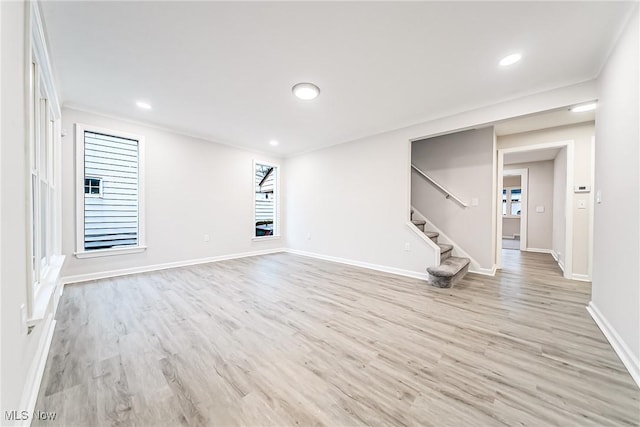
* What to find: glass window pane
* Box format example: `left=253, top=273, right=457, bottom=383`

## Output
left=511, top=202, right=521, bottom=216
left=40, top=181, right=47, bottom=266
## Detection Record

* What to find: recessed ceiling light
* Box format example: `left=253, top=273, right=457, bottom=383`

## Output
left=269, top=140, right=279, bottom=146
left=570, top=102, right=597, bottom=113
left=136, top=101, right=152, bottom=110
left=499, top=53, right=522, bottom=67
left=292, top=82, right=320, bottom=100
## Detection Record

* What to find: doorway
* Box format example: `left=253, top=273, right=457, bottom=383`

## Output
left=497, top=141, right=574, bottom=279
left=501, top=168, right=528, bottom=251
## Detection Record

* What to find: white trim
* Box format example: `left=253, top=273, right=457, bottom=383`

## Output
left=587, top=302, right=640, bottom=388
left=285, top=248, right=430, bottom=282
left=75, top=123, right=146, bottom=257
left=411, top=207, right=494, bottom=276
left=491, top=129, right=498, bottom=268
left=470, top=265, right=497, bottom=276
left=406, top=221, right=440, bottom=267
left=62, top=248, right=286, bottom=285
left=588, top=135, right=595, bottom=279
left=17, top=315, right=56, bottom=427
left=30, top=1, right=60, bottom=119
left=571, top=273, right=591, bottom=282
left=252, top=159, right=281, bottom=239
left=524, top=247, right=554, bottom=254
left=251, top=236, right=281, bottom=242
left=75, top=246, right=147, bottom=259
left=497, top=139, right=575, bottom=279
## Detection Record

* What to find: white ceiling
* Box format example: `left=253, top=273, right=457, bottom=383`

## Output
left=494, top=107, right=596, bottom=136
left=504, top=147, right=562, bottom=165
left=40, top=1, right=634, bottom=156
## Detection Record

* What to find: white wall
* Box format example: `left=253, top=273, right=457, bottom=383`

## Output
left=284, top=131, right=436, bottom=276
left=592, top=6, right=639, bottom=384
left=412, top=127, right=495, bottom=268
left=1, top=1, right=53, bottom=421
left=498, top=122, right=594, bottom=276
left=553, top=147, right=567, bottom=267
left=505, top=161, right=554, bottom=251
left=60, top=108, right=285, bottom=279
left=285, top=83, right=596, bottom=277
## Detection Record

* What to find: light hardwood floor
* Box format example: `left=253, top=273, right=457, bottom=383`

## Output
left=34, top=251, right=639, bottom=426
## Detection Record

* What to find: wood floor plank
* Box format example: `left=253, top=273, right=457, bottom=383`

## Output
left=33, top=251, right=639, bottom=426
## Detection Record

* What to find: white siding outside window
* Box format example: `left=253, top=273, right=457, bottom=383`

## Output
left=75, top=124, right=146, bottom=258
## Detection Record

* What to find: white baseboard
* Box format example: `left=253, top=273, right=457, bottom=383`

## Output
left=469, top=264, right=497, bottom=276
left=18, top=315, right=56, bottom=427
left=587, top=302, right=640, bottom=388
left=285, top=248, right=430, bottom=281
left=571, top=273, right=591, bottom=282
left=525, top=247, right=554, bottom=254
left=551, top=250, right=559, bottom=261
left=62, top=248, right=286, bottom=285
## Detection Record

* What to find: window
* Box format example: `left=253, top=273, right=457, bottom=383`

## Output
left=254, top=161, right=279, bottom=238
left=84, top=177, right=103, bottom=197
left=503, top=187, right=522, bottom=217
left=75, top=124, right=146, bottom=257
left=29, top=60, right=60, bottom=291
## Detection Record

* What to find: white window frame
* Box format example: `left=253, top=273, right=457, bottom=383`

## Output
left=75, top=123, right=147, bottom=258
left=84, top=176, right=104, bottom=198
left=503, top=186, right=522, bottom=219
left=252, top=159, right=280, bottom=240
left=27, top=0, right=65, bottom=324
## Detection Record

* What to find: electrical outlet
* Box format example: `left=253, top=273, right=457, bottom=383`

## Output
left=306, top=233, right=311, bottom=240
left=577, top=199, right=587, bottom=209
left=471, top=198, right=479, bottom=206
left=404, top=243, right=411, bottom=251
left=203, top=234, right=210, bottom=242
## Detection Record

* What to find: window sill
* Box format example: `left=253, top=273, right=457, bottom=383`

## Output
left=503, top=215, right=521, bottom=219
left=28, top=255, right=65, bottom=325
left=252, top=235, right=281, bottom=242
left=75, top=246, right=147, bottom=259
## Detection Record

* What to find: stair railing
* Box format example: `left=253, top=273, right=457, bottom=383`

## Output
left=411, top=164, right=469, bottom=208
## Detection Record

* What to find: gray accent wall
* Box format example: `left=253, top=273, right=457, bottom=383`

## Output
left=411, top=127, right=495, bottom=269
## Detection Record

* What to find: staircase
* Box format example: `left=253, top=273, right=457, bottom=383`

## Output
left=411, top=209, right=470, bottom=288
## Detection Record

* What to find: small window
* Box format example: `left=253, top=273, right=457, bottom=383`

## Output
left=254, top=161, right=279, bottom=238
left=84, top=177, right=103, bottom=197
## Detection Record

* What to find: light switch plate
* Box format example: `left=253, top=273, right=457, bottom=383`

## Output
left=536, top=206, right=545, bottom=213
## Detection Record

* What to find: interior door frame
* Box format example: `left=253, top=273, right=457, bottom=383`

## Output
left=496, top=140, right=575, bottom=279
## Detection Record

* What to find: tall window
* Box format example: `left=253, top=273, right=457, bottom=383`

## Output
left=503, top=187, right=522, bottom=217
left=254, top=161, right=279, bottom=238
left=75, top=125, right=146, bottom=257
left=29, top=60, right=59, bottom=291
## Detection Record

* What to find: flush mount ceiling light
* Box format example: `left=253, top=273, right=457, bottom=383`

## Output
left=570, top=102, right=597, bottom=113
left=292, top=82, right=320, bottom=100
left=499, top=53, right=522, bottom=67
left=136, top=101, right=152, bottom=110
left=269, top=139, right=279, bottom=146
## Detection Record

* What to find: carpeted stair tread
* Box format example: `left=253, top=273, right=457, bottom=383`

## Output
left=411, top=219, right=426, bottom=226
left=427, top=256, right=470, bottom=278
left=437, top=243, right=453, bottom=254
left=425, top=231, right=439, bottom=239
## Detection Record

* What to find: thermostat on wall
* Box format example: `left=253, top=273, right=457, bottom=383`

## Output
left=574, top=185, right=591, bottom=193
